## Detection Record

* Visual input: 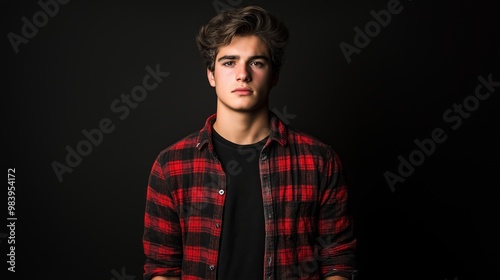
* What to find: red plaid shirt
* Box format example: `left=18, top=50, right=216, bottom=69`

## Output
left=142, top=111, right=356, bottom=280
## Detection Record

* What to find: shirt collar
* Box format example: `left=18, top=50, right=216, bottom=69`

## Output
left=196, top=110, right=288, bottom=151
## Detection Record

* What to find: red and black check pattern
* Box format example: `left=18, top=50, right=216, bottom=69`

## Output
left=143, top=111, right=356, bottom=280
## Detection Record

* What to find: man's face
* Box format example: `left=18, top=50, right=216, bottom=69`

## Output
left=208, top=35, right=278, bottom=113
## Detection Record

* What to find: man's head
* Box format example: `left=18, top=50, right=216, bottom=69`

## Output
left=196, top=6, right=289, bottom=113
left=196, top=5, right=289, bottom=75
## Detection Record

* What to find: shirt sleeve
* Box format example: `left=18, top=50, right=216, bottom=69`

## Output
left=317, top=147, right=357, bottom=279
left=142, top=153, right=183, bottom=280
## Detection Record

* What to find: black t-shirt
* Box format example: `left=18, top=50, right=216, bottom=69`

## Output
left=212, top=129, right=267, bottom=280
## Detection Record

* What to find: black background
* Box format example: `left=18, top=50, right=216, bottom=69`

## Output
left=3, top=0, right=499, bottom=279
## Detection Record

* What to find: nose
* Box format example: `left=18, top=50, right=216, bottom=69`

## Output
left=236, top=64, right=251, bottom=82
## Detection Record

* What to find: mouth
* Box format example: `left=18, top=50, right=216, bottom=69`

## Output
left=232, top=87, right=253, bottom=96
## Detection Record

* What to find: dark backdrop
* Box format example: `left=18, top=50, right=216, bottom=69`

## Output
left=3, top=0, right=499, bottom=279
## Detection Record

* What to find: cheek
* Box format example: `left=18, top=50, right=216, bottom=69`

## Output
left=214, top=69, right=231, bottom=80
left=251, top=70, right=267, bottom=80
left=255, top=71, right=274, bottom=86
left=214, top=76, right=232, bottom=91
left=213, top=75, right=226, bottom=86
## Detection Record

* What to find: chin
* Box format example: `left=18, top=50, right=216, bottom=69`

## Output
left=232, top=105, right=268, bottom=113
left=219, top=99, right=267, bottom=113
left=230, top=107, right=257, bottom=113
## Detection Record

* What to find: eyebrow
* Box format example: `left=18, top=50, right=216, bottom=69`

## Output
left=217, top=55, right=270, bottom=62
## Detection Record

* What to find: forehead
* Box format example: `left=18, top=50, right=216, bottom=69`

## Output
left=216, top=35, right=270, bottom=58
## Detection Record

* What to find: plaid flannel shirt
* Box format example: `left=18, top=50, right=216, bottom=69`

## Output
left=143, top=111, right=356, bottom=280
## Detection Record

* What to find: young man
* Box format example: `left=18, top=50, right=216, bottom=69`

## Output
left=142, top=5, right=357, bottom=280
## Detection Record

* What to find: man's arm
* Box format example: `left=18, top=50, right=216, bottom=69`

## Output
left=317, top=148, right=357, bottom=279
left=143, top=154, right=183, bottom=279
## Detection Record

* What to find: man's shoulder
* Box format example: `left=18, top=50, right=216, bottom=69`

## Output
left=286, top=126, right=333, bottom=151
left=156, top=130, right=201, bottom=158
left=153, top=113, right=215, bottom=164
left=284, top=126, right=344, bottom=169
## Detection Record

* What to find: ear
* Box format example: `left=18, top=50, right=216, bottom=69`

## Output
left=207, top=68, right=216, bottom=87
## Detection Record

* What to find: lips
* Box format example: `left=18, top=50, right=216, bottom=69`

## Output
left=232, top=87, right=253, bottom=95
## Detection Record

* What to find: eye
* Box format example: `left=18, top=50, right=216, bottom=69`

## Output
left=222, top=61, right=235, bottom=67
left=250, top=61, right=265, bottom=68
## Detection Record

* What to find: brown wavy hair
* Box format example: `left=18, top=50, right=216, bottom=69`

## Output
left=196, top=5, right=289, bottom=74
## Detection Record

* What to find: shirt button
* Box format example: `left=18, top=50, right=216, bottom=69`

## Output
left=215, top=223, right=220, bottom=228
left=209, top=265, right=215, bottom=271
left=261, top=154, right=268, bottom=160
left=218, top=189, right=225, bottom=195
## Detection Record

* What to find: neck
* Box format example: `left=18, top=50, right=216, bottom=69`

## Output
left=213, top=106, right=270, bottom=145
